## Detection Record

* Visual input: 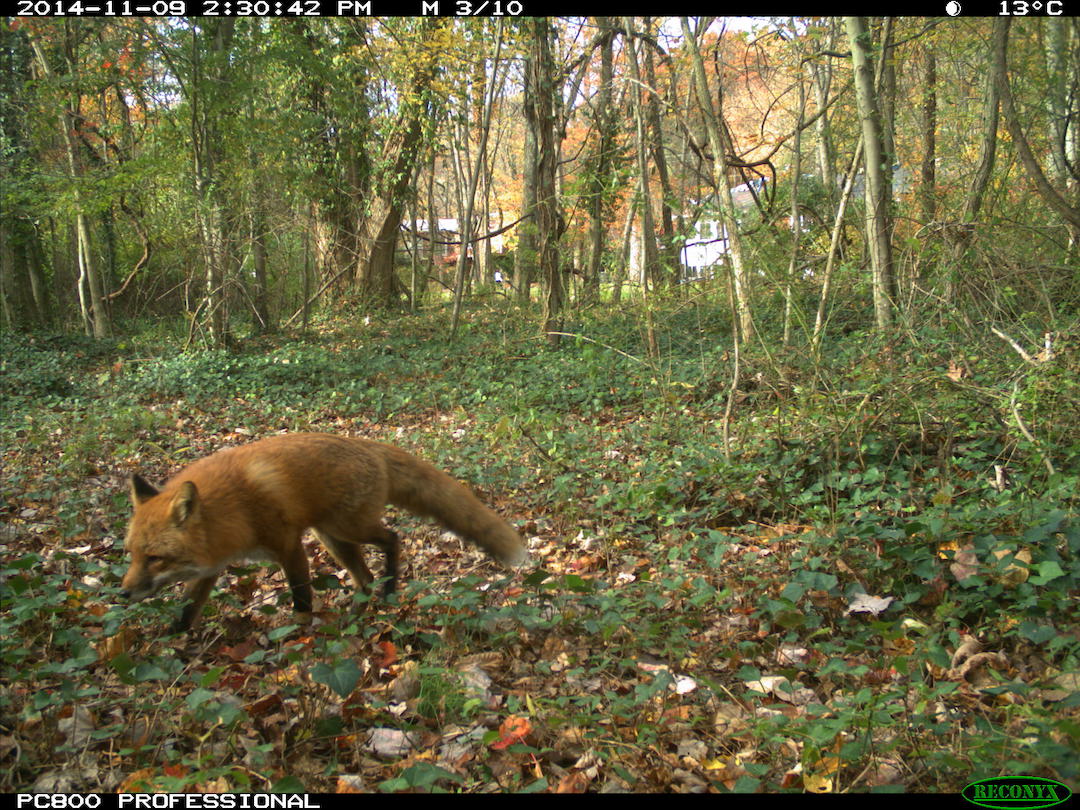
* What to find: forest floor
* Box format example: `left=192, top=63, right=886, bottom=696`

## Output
left=2, top=301, right=1078, bottom=793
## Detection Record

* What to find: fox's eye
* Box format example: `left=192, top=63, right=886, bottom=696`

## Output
left=146, top=554, right=166, bottom=565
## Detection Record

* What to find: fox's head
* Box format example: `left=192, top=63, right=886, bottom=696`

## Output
left=121, top=474, right=208, bottom=602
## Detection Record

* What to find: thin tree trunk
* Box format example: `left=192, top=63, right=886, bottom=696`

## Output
left=809, top=26, right=837, bottom=209
left=845, top=16, right=894, bottom=330
left=408, top=165, right=423, bottom=314
left=877, top=19, right=896, bottom=209
left=623, top=18, right=660, bottom=293
left=919, top=39, right=937, bottom=225
left=30, top=27, right=111, bottom=337
left=813, top=141, right=863, bottom=352
left=451, top=20, right=506, bottom=338
left=680, top=17, right=753, bottom=339
left=249, top=207, right=271, bottom=333
left=613, top=196, right=635, bottom=306
left=584, top=16, right=615, bottom=304
left=191, top=18, right=237, bottom=347
left=642, top=23, right=679, bottom=286
left=1044, top=18, right=1072, bottom=189
left=939, top=52, right=1000, bottom=306
left=516, top=56, right=539, bottom=305
left=526, top=18, right=563, bottom=346
left=784, top=70, right=806, bottom=347
left=425, top=155, right=437, bottom=303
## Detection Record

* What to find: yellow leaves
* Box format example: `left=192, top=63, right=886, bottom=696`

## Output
left=992, top=546, right=1031, bottom=586
left=803, top=772, right=834, bottom=793
left=943, top=539, right=1032, bottom=586
left=96, top=624, right=136, bottom=661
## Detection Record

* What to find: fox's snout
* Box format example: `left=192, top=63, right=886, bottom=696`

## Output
left=120, top=555, right=207, bottom=603
left=119, top=569, right=152, bottom=602
left=119, top=581, right=148, bottom=602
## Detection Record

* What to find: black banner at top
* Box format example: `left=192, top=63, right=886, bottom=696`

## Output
left=12, top=0, right=533, bottom=14
left=11, top=0, right=1076, bottom=16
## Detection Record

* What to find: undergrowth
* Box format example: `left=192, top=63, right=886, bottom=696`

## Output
left=1, top=300, right=1077, bottom=792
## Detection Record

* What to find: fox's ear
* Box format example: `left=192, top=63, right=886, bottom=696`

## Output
left=130, top=473, right=160, bottom=504
left=170, top=481, right=199, bottom=526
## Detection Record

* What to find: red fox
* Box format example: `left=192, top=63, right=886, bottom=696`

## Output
left=120, top=433, right=528, bottom=632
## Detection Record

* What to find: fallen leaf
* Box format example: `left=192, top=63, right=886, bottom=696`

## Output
left=490, top=715, right=531, bottom=750
left=335, top=774, right=366, bottom=793
left=556, top=770, right=591, bottom=793
left=804, top=772, right=832, bottom=793
left=845, top=593, right=894, bottom=616
left=118, top=768, right=158, bottom=792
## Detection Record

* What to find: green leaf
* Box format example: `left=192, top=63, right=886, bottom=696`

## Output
left=267, top=624, right=298, bottom=641
left=1031, top=561, right=1066, bottom=584
left=271, top=776, right=306, bottom=793
left=132, top=662, right=171, bottom=682
left=200, top=665, right=227, bottom=687
left=523, top=568, right=553, bottom=586
left=186, top=688, right=217, bottom=710
left=396, top=762, right=464, bottom=789
left=1018, top=621, right=1057, bottom=645
left=562, top=574, right=592, bottom=593
left=311, top=659, right=361, bottom=697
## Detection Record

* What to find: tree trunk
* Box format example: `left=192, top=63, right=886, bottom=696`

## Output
left=515, top=55, right=539, bottom=305
left=964, top=55, right=1000, bottom=227
left=613, top=196, right=635, bottom=306
left=526, top=19, right=563, bottom=346
left=424, top=155, right=437, bottom=306
left=992, top=19, right=1080, bottom=232
left=30, top=25, right=111, bottom=337
left=249, top=207, right=271, bottom=334
left=877, top=19, right=896, bottom=209
left=451, top=21, right=506, bottom=338
left=845, top=16, right=894, bottom=330
left=1043, top=18, right=1073, bottom=190
left=0, top=218, right=50, bottom=329
left=680, top=17, right=753, bottom=339
left=293, top=21, right=366, bottom=302
left=191, top=19, right=237, bottom=348
left=919, top=37, right=937, bottom=225
left=355, top=19, right=448, bottom=307
left=813, top=141, right=864, bottom=352
left=809, top=26, right=837, bottom=208
left=642, top=24, right=679, bottom=286
left=623, top=18, right=660, bottom=294
left=784, top=70, right=805, bottom=347
left=584, top=16, right=615, bottom=304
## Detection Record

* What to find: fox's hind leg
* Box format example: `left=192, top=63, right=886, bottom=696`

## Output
left=314, top=525, right=400, bottom=597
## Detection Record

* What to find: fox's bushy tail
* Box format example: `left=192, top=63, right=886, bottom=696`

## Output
left=380, top=444, right=528, bottom=567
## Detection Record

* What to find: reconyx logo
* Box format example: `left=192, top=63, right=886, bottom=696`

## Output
left=962, top=777, right=1072, bottom=810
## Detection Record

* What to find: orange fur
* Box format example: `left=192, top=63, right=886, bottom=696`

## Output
left=121, top=433, right=527, bottom=632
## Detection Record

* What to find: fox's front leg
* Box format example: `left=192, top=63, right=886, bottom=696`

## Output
left=173, top=575, right=217, bottom=633
left=280, top=540, right=314, bottom=616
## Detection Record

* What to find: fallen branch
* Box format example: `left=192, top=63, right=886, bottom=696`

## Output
left=990, top=326, right=1037, bottom=365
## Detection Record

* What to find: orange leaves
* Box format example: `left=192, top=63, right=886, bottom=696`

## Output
left=117, top=764, right=189, bottom=792
left=489, top=714, right=531, bottom=751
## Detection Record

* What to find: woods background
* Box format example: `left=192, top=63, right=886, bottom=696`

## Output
left=3, top=17, right=1076, bottom=343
